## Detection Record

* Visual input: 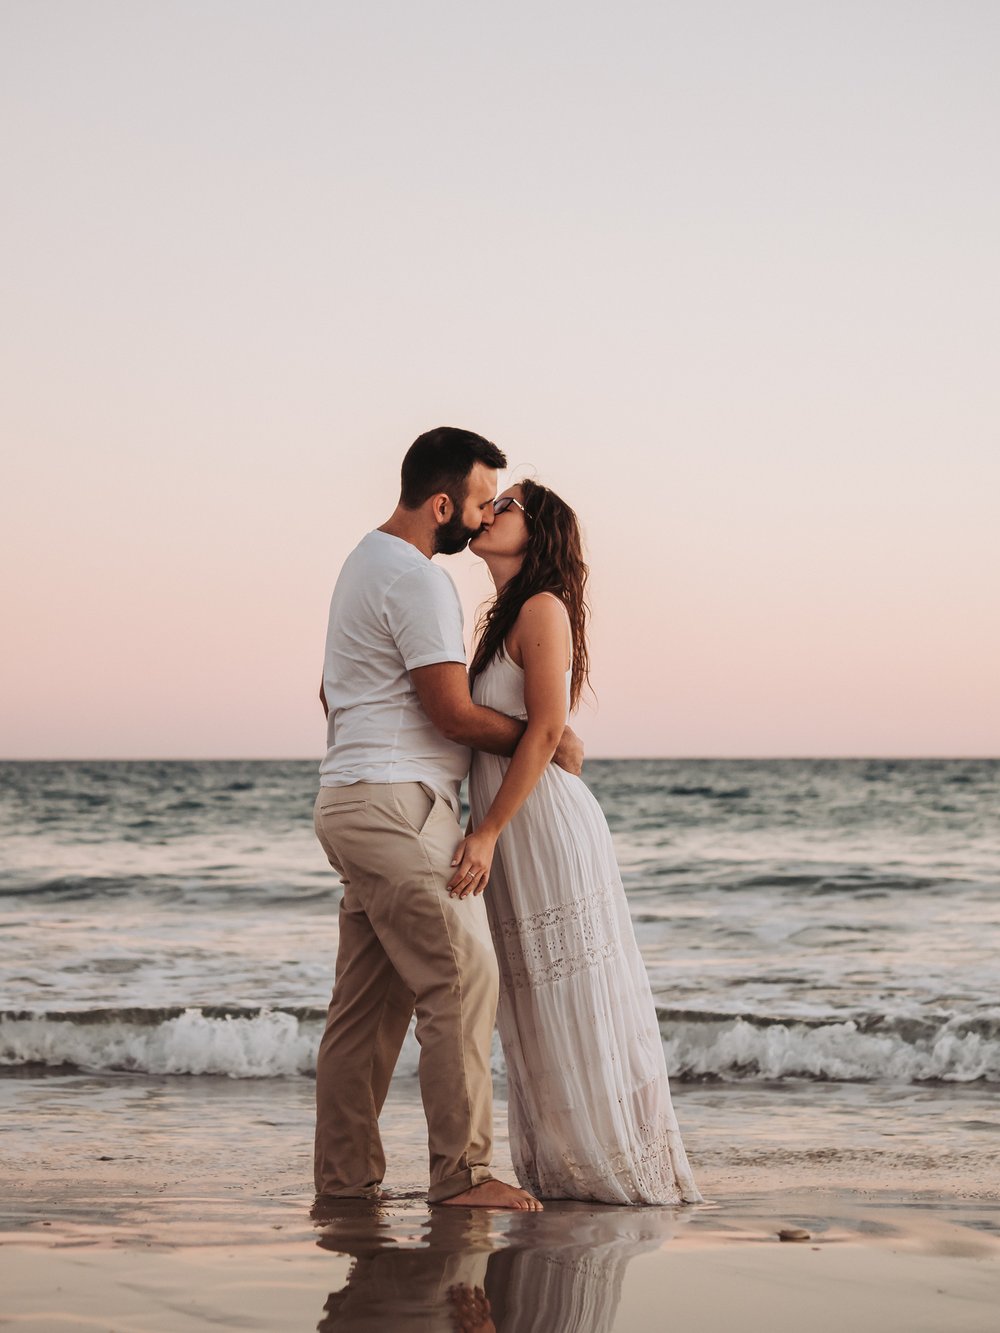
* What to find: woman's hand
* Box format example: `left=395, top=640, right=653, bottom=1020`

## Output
left=448, top=829, right=497, bottom=899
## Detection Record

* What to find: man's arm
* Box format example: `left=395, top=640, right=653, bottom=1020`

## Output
left=319, top=679, right=328, bottom=719
left=410, top=662, right=583, bottom=774
left=410, top=663, right=523, bottom=755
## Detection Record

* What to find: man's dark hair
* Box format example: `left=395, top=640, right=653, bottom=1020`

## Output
left=399, top=427, right=507, bottom=510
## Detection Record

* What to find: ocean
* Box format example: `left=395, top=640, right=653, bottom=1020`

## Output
left=2, top=758, right=999, bottom=1202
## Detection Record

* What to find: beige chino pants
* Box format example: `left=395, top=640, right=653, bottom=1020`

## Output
left=313, top=781, right=499, bottom=1203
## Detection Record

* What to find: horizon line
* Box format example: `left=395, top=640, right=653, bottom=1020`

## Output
left=1, top=755, right=997, bottom=764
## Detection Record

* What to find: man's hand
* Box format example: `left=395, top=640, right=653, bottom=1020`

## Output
left=552, top=725, right=583, bottom=776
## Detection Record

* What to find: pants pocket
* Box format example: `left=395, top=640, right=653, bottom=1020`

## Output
left=391, top=783, right=443, bottom=837
left=318, top=798, right=368, bottom=816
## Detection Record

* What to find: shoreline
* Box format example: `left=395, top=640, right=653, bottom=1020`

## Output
left=2, top=1190, right=997, bottom=1333
left=3, top=1074, right=999, bottom=1330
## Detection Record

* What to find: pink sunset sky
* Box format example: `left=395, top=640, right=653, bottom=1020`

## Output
left=2, top=1, right=998, bottom=759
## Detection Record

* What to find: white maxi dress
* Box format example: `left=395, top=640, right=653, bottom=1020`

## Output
left=470, top=634, right=702, bottom=1205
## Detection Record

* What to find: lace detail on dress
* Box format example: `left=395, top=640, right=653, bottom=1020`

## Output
left=494, top=882, right=614, bottom=938
left=524, top=1103, right=702, bottom=1206
left=493, top=881, right=625, bottom=990
left=503, top=939, right=624, bottom=990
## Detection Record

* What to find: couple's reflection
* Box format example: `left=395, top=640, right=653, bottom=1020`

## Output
left=313, top=1197, right=683, bottom=1332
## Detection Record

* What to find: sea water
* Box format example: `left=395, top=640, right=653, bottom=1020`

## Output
left=2, top=759, right=998, bottom=1196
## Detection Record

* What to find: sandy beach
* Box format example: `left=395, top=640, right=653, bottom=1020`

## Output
left=3, top=1073, right=998, bottom=1331
left=2, top=1207, right=997, bottom=1333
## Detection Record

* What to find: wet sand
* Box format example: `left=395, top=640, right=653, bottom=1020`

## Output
left=2, top=1192, right=997, bottom=1332
left=2, top=1073, right=998, bottom=1330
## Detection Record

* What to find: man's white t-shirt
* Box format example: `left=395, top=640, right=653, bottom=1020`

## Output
left=318, top=530, right=470, bottom=814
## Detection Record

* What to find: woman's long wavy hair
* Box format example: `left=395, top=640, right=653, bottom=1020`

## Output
left=469, top=479, right=591, bottom=712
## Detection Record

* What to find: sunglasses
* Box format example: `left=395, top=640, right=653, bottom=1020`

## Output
left=493, top=495, right=527, bottom=516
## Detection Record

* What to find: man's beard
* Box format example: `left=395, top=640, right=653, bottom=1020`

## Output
left=433, top=512, right=484, bottom=555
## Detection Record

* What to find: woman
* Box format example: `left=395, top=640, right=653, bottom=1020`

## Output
left=447, top=480, right=702, bottom=1205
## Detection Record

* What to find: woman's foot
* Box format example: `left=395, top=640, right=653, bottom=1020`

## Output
left=438, top=1178, right=543, bottom=1210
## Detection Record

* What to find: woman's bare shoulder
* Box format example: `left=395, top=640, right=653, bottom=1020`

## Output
left=532, top=590, right=570, bottom=614
left=509, top=593, right=571, bottom=666
left=513, top=592, right=568, bottom=626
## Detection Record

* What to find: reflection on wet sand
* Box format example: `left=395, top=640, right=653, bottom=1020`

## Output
left=314, top=1201, right=495, bottom=1332
left=484, top=1207, right=683, bottom=1333
left=312, top=1198, right=685, bottom=1331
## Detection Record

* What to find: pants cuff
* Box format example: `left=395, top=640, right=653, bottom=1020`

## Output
left=313, top=1182, right=383, bottom=1200
left=427, top=1165, right=496, bottom=1204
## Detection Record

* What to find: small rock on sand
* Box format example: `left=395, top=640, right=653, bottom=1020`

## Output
left=778, top=1227, right=811, bottom=1242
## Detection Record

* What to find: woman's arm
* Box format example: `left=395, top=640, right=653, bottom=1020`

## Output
left=447, top=595, right=572, bottom=898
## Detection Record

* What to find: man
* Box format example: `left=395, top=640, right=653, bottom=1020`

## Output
left=314, top=427, right=583, bottom=1210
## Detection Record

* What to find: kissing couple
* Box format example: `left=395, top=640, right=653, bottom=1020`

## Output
left=313, top=427, right=701, bottom=1210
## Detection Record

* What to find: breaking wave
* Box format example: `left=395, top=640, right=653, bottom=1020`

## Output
left=3, top=1005, right=998, bottom=1084
left=658, top=1009, right=1000, bottom=1084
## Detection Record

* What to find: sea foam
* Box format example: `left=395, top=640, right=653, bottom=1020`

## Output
left=663, top=1014, right=1000, bottom=1084
left=2, top=1006, right=998, bottom=1083
left=0, top=1008, right=318, bottom=1079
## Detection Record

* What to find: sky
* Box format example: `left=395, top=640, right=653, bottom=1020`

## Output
left=2, top=0, right=998, bottom=758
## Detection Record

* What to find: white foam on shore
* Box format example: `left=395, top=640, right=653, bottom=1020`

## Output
left=664, top=1015, right=1000, bottom=1084
left=0, top=1009, right=320, bottom=1078
left=3, top=1007, right=1000, bottom=1083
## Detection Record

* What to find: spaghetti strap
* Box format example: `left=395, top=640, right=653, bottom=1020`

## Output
left=536, top=590, right=570, bottom=621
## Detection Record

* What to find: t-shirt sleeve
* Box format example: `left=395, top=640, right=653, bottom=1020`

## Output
left=383, top=565, right=467, bottom=671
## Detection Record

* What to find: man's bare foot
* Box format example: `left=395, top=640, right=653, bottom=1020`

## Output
left=438, top=1178, right=543, bottom=1211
